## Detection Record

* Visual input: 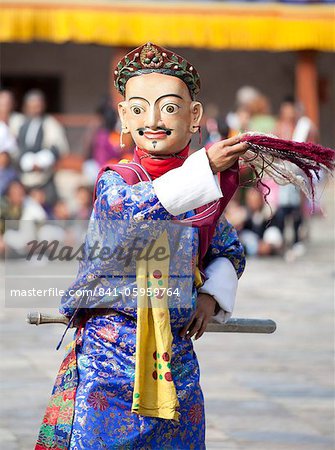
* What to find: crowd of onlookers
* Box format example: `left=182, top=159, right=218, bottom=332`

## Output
left=0, top=86, right=324, bottom=260
left=0, top=89, right=121, bottom=256
left=202, top=86, right=321, bottom=261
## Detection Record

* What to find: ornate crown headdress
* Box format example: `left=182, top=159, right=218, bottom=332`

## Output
left=114, top=42, right=201, bottom=99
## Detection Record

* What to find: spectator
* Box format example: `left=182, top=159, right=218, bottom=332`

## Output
left=239, top=188, right=283, bottom=257
left=0, top=180, right=47, bottom=257
left=37, top=200, right=75, bottom=247
left=275, top=95, right=318, bottom=142
left=73, top=185, right=92, bottom=220
left=273, top=96, right=318, bottom=259
left=50, top=199, right=71, bottom=221
left=82, top=95, right=124, bottom=184
left=226, top=86, right=258, bottom=135
left=0, top=89, right=24, bottom=138
left=29, top=187, right=53, bottom=218
left=17, top=89, right=69, bottom=207
left=0, top=122, right=19, bottom=196
left=225, top=198, right=248, bottom=232
left=92, top=95, right=122, bottom=166
left=248, top=93, right=276, bottom=134
left=202, top=103, right=221, bottom=146
left=202, top=105, right=230, bottom=149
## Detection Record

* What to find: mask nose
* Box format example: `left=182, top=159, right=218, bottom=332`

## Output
left=145, top=105, right=162, bottom=130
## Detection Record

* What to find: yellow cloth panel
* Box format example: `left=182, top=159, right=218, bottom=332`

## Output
left=133, top=230, right=180, bottom=421
left=0, top=3, right=334, bottom=51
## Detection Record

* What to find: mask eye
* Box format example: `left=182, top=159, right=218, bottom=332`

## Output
left=131, top=105, right=144, bottom=115
left=162, top=103, right=179, bottom=114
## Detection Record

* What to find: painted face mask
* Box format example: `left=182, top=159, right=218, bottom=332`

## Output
left=115, top=42, right=203, bottom=155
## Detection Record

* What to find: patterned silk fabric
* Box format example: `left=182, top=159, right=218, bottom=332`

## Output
left=35, top=170, right=245, bottom=449
left=35, top=334, right=80, bottom=450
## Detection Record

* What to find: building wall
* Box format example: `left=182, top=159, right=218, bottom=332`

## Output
left=1, top=42, right=334, bottom=146
left=1, top=43, right=111, bottom=113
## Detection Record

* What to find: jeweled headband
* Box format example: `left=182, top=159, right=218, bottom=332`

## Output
left=113, top=42, right=201, bottom=99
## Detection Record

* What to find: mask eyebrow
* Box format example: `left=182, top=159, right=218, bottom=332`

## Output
left=128, top=94, right=184, bottom=105
left=128, top=97, right=150, bottom=105
left=155, top=94, right=183, bottom=104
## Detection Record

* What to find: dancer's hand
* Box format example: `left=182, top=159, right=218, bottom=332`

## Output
left=179, top=293, right=217, bottom=341
left=206, top=135, right=248, bottom=174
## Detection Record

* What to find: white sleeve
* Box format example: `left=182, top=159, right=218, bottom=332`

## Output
left=36, top=149, right=56, bottom=169
left=198, top=257, right=238, bottom=324
left=152, top=148, right=222, bottom=216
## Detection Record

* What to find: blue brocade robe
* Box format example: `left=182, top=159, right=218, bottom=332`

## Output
left=58, top=171, right=245, bottom=449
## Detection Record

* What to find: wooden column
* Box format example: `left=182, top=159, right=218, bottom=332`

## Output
left=295, top=50, right=319, bottom=127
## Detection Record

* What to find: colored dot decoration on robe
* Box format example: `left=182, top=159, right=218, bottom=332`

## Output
left=158, top=280, right=164, bottom=286
left=167, top=363, right=171, bottom=369
left=153, top=351, right=157, bottom=360
left=153, top=270, right=162, bottom=279
left=162, top=352, right=170, bottom=361
left=159, top=374, right=163, bottom=380
left=134, top=393, right=140, bottom=399
left=152, top=371, right=157, bottom=380
left=164, top=372, right=173, bottom=382
left=158, top=363, right=162, bottom=370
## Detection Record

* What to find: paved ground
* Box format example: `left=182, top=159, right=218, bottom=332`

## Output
left=1, top=182, right=334, bottom=450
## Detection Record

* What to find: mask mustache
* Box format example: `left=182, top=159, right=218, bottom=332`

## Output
left=137, top=127, right=173, bottom=136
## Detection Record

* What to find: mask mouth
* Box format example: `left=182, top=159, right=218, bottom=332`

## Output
left=138, top=127, right=173, bottom=139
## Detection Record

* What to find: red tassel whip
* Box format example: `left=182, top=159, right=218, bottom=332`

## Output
left=240, top=133, right=335, bottom=200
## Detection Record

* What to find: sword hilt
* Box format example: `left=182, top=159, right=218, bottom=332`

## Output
left=26, top=311, right=276, bottom=334
left=26, top=311, right=70, bottom=326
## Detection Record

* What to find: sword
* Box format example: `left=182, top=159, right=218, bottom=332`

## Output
left=26, top=311, right=276, bottom=334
